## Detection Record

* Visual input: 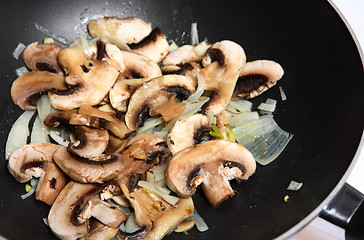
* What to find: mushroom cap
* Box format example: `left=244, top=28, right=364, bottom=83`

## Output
left=167, top=114, right=211, bottom=155
left=125, top=75, right=196, bottom=131
left=129, top=27, right=170, bottom=63
left=165, top=140, right=256, bottom=206
left=88, top=17, right=152, bottom=44
left=48, top=47, right=119, bottom=110
left=53, top=146, right=125, bottom=183
left=11, top=71, right=67, bottom=111
left=68, top=126, right=109, bottom=159
left=232, top=60, right=284, bottom=99
left=162, top=45, right=204, bottom=67
left=23, top=42, right=63, bottom=74
left=200, top=40, right=246, bottom=115
left=43, top=109, right=78, bottom=128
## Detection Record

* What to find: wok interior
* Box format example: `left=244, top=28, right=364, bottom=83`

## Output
left=0, top=0, right=363, bottom=239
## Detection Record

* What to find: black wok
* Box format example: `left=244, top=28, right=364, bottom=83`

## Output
left=0, top=0, right=363, bottom=239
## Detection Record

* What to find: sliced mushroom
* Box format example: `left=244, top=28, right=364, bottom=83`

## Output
left=125, top=75, right=195, bottom=131
left=119, top=184, right=194, bottom=240
left=23, top=42, right=63, bottom=74
left=11, top=71, right=67, bottom=110
left=43, top=109, right=77, bottom=128
left=79, top=220, right=118, bottom=240
left=48, top=181, right=127, bottom=240
left=53, top=146, right=125, bottom=183
left=106, top=133, right=129, bottom=154
left=104, top=42, right=162, bottom=79
left=232, top=60, right=284, bottom=99
left=129, top=27, right=170, bottom=63
left=8, top=143, right=67, bottom=205
left=162, top=44, right=208, bottom=67
left=88, top=17, right=152, bottom=44
left=48, top=46, right=119, bottom=110
left=165, top=140, right=256, bottom=207
left=167, top=114, right=211, bottom=155
left=199, top=40, right=246, bottom=116
left=68, top=126, right=109, bottom=158
left=115, top=133, right=170, bottom=191
left=109, top=77, right=152, bottom=112
left=69, top=105, right=132, bottom=140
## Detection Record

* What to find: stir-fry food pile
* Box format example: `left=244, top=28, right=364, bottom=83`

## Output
left=6, top=16, right=292, bottom=240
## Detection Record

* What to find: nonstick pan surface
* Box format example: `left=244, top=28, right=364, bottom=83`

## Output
left=0, top=0, right=363, bottom=239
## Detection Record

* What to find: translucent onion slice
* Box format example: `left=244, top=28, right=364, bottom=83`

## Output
left=5, top=111, right=35, bottom=159
left=34, top=22, right=70, bottom=45
left=31, top=116, right=50, bottom=143
left=234, top=115, right=293, bottom=165
left=21, top=178, right=38, bottom=200
left=193, top=41, right=209, bottom=58
left=137, top=181, right=179, bottom=206
left=187, top=70, right=205, bottom=103
left=120, top=213, right=142, bottom=233
left=168, top=40, right=179, bottom=52
left=228, top=100, right=253, bottom=113
left=137, top=117, right=164, bottom=134
left=190, top=23, right=199, bottom=45
left=37, top=95, right=56, bottom=124
left=287, top=181, right=303, bottom=191
left=191, top=210, right=209, bottom=232
left=279, top=86, right=287, bottom=101
left=15, top=66, right=29, bottom=77
left=227, top=111, right=259, bottom=128
left=49, top=130, right=69, bottom=147
left=12, top=43, right=26, bottom=60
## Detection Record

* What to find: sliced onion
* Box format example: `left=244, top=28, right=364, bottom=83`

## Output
left=287, top=181, right=303, bottom=191
left=228, top=100, right=253, bottom=113
left=169, top=40, right=179, bottom=52
left=12, top=43, right=26, bottom=60
left=136, top=117, right=164, bottom=134
left=137, top=181, right=179, bottom=205
left=234, top=115, right=293, bottom=165
left=187, top=70, right=205, bottom=102
left=34, top=22, right=70, bottom=45
left=154, top=164, right=167, bottom=182
left=21, top=178, right=39, bottom=199
left=279, top=86, right=287, bottom=101
left=120, top=213, right=142, bottom=233
left=258, top=102, right=276, bottom=112
left=70, top=35, right=90, bottom=52
left=49, top=130, right=69, bottom=147
left=191, top=210, right=209, bottom=232
left=5, top=111, right=35, bottom=159
left=190, top=23, right=199, bottom=45
left=37, top=95, right=56, bottom=124
left=15, top=66, right=29, bottom=77
left=31, top=116, right=50, bottom=143
left=193, top=41, right=209, bottom=58
left=43, top=218, right=49, bottom=226
left=227, top=111, right=259, bottom=128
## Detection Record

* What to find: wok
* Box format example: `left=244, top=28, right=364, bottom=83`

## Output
left=0, top=0, right=363, bottom=239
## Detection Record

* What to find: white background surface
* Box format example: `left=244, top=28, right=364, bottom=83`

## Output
left=291, top=0, right=364, bottom=239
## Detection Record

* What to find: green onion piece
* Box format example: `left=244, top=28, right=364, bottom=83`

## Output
left=284, top=195, right=289, bottom=202
left=25, top=184, right=32, bottom=193
left=210, top=124, right=224, bottom=139
left=227, top=123, right=235, bottom=141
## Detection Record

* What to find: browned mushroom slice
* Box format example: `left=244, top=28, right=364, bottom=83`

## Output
left=69, top=105, right=132, bottom=140
left=106, top=133, right=129, bottom=154
left=43, top=109, right=78, bottom=128
left=129, top=27, right=170, bottom=63
left=53, top=146, right=125, bottom=183
left=88, top=17, right=152, bottom=44
left=23, top=42, right=63, bottom=74
left=125, top=75, right=195, bottom=131
left=11, top=71, right=67, bottom=111
left=165, top=140, right=256, bottom=207
left=8, top=143, right=67, bottom=205
left=48, top=46, right=119, bottom=110
left=167, top=114, right=211, bottom=155
left=119, top=184, right=194, bottom=240
left=48, top=181, right=127, bottom=240
left=199, top=40, right=246, bottom=116
left=232, top=60, right=284, bottom=99
left=162, top=44, right=210, bottom=67
left=68, top=126, right=109, bottom=158
left=109, top=77, right=152, bottom=112
left=79, top=220, right=118, bottom=240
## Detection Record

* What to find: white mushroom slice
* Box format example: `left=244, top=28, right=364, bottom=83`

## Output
left=167, top=114, right=210, bottom=155
left=53, top=146, right=125, bottom=184
left=48, top=47, right=119, bottom=110
left=232, top=60, right=284, bottom=99
left=162, top=45, right=200, bottom=66
left=11, top=71, right=67, bottom=111
left=200, top=40, right=246, bottom=116
left=48, top=181, right=127, bottom=240
left=68, top=126, right=109, bottom=158
left=165, top=140, right=256, bottom=207
left=125, top=75, right=195, bottom=131
left=88, top=17, right=152, bottom=44
left=8, top=143, right=67, bottom=205
left=129, top=27, right=170, bottom=63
